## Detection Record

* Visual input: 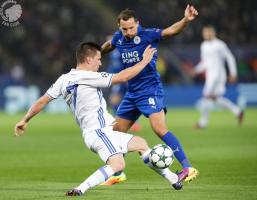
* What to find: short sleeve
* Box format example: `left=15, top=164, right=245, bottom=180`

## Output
left=145, top=28, right=163, bottom=43
left=46, top=75, right=64, bottom=99
left=79, top=72, right=113, bottom=88
left=111, top=31, right=120, bottom=47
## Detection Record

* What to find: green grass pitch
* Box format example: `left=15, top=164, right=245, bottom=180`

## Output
left=1, top=108, right=257, bottom=200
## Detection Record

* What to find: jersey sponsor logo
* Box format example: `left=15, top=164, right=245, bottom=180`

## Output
left=133, top=36, right=141, bottom=44
left=101, top=72, right=109, bottom=78
left=121, top=51, right=140, bottom=64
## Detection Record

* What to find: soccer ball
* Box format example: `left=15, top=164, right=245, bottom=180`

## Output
left=149, top=144, right=174, bottom=169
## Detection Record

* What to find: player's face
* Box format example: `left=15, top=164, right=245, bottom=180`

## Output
left=119, top=18, right=139, bottom=39
left=202, top=27, right=216, bottom=40
left=88, top=51, right=102, bottom=71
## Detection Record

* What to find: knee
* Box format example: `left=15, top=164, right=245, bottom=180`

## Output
left=112, top=160, right=125, bottom=173
left=113, top=122, right=126, bottom=132
left=113, top=123, right=121, bottom=131
left=108, top=155, right=126, bottom=173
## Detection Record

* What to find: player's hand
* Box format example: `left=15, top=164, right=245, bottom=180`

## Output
left=184, top=4, right=198, bottom=21
left=14, top=120, right=27, bottom=137
left=228, top=75, right=237, bottom=84
left=142, top=45, right=157, bottom=64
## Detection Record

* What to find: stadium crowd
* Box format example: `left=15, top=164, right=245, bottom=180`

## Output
left=0, top=0, right=256, bottom=90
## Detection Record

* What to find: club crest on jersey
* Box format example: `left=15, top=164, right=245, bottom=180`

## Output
left=101, top=72, right=109, bottom=78
left=133, top=36, right=141, bottom=44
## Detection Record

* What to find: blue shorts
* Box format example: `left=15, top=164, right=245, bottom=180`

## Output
left=116, top=91, right=166, bottom=121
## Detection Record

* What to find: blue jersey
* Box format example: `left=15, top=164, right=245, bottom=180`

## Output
left=111, top=25, right=163, bottom=94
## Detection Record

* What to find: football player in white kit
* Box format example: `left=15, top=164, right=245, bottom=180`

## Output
left=190, top=26, right=244, bottom=128
left=14, top=42, right=182, bottom=196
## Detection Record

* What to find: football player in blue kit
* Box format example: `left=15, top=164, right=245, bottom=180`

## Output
left=101, top=5, right=199, bottom=184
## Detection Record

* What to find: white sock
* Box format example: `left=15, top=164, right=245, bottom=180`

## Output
left=216, top=97, right=241, bottom=116
left=75, top=165, right=114, bottom=194
left=199, top=98, right=213, bottom=127
left=141, top=149, right=178, bottom=184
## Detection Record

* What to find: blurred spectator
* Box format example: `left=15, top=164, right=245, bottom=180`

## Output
left=0, top=61, right=26, bottom=108
left=0, top=0, right=256, bottom=89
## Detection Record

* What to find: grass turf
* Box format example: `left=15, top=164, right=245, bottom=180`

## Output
left=1, top=108, right=257, bottom=200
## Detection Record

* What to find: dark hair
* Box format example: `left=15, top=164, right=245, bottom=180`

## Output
left=76, top=42, right=101, bottom=64
left=117, top=8, right=138, bottom=24
left=203, top=25, right=216, bottom=34
left=204, top=25, right=215, bottom=30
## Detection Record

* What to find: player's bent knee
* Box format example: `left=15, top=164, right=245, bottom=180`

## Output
left=111, top=160, right=125, bottom=172
left=113, top=123, right=127, bottom=132
left=107, top=154, right=126, bottom=172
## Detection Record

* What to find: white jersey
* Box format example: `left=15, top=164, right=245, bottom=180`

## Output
left=195, top=38, right=237, bottom=82
left=46, top=69, right=115, bottom=132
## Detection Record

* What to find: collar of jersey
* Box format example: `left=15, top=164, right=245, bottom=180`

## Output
left=120, top=25, right=143, bottom=41
left=137, top=25, right=143, bottom=34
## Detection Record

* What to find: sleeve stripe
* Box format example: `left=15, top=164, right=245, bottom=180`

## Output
left=45, top=92, right=56, bottom=99
left=107, top=74, right=113, bottom=88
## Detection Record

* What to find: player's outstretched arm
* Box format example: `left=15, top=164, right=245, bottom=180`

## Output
left=14, top=95, right=52, bottom=137
left=111, top=45, right=156, bottom=85
left=161, top=4, right=198, bottom=38
left=101, top=40, right=115, bottom=55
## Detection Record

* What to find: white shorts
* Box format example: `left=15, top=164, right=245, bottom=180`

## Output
left=82, top=127, right=133, bottom=163
left=203, top=78, right=225, bottom=97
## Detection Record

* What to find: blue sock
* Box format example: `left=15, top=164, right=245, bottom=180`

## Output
left=161, top=131, right=191, bottom=168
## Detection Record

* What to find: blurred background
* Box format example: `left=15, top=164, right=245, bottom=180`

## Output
left=0, top=0, right=257, bottom=113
